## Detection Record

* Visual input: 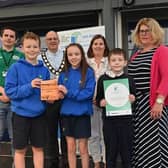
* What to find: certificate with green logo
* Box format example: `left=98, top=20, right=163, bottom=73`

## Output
left=103, top=78, right=132, bottom=116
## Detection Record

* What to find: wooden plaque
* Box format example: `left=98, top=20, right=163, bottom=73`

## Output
left=40, top=79, right=60, bottom=101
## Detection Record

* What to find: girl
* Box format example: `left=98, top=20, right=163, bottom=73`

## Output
left=58, top=43, right=96, bottom=168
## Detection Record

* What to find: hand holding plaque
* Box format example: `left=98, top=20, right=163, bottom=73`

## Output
left=40, top=79, right=61, bottom=101
left=103, top=78, right=132, bottom=116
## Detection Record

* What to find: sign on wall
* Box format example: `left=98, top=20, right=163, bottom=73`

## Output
left=57, top=25, right=105, bottom=53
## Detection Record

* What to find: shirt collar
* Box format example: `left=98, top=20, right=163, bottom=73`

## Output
left=89, top=57, right=106, bottom=64
left=1, top=47, right=15, bottom=53
left=47, top=50, right=57, bottom=56
left=105, top=70, right=124, bottom=78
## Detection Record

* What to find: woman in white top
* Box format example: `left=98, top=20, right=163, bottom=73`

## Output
left=87, top=34, right=109, bottom=168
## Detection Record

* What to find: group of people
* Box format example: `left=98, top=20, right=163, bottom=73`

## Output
left=0, top=17, right=168, bottom=168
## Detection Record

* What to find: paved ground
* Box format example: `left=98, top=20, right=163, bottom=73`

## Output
left=0, top=141, right=122, bottom=168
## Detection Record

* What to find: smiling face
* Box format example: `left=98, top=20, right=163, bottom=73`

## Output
left=22, top=38, right=40, bottom=64
left=109, top=53, right=127, bottom=74
left=45, top=31, right=60, bottom=52
left=91, top=38, right=105, bottom=56
left=66, top=45, right=82, bottom=69
left=138, top=24, right=154, bottom=47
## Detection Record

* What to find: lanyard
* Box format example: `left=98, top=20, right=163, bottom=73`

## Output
left=1, top=49, right=15, bottom=69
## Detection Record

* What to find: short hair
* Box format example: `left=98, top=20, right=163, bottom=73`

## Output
left=21, top=32, right=41, bottom=47
left=132, top=18, right=164, bottom=47
left=108, top=48, right=127, bottom=61
left=87, top=34, right=109, bottom=58
left=0, top=26, right=17, bottom=39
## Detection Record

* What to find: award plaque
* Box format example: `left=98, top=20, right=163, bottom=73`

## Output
left=40, top=79, right=60, bottom=101
left=103, top=78, right=132, bottom=116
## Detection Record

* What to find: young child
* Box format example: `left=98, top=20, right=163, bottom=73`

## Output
left=96, top=48, right=136, bottom=168
left=5, top=32, right=50, bottom=168
left=58, top=43, right=96, bottom=168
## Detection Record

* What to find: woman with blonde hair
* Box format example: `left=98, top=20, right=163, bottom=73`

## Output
left=128, top=17, right=168, bottom=168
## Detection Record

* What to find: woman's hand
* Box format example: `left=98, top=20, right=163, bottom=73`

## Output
left=92, top=99, right=96, bottom=105
left=150, top=102, right=163, bottom=120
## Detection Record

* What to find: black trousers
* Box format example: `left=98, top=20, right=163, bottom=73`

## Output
left=45, top=100, right=67, bottom=168
left=103, top=117, right=133, bottom=168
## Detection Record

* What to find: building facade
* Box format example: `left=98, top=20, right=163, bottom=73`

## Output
left=0, top=0, right=168, bottom=56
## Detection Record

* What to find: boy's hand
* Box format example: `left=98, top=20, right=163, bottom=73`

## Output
left=31, top=78, right=42, bottom=88
left=100, top=99, right=106, bottom=107
left=129, top=94, right=135, bottom=103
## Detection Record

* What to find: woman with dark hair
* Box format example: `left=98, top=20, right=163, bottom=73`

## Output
left=87, top=34, right=109, bottom=168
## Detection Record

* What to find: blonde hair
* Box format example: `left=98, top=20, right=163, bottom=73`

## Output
left=132, top=18, right=164, bottom=48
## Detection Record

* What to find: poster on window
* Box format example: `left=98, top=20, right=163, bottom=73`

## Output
left=57, top=25, right=105, bottom=53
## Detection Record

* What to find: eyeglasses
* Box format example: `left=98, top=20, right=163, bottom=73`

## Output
left=139, top=29, right=151, bottom=35
left=46, top=37, right=59, bottom=41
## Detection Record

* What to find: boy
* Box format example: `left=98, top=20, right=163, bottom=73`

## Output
left=5, top=32, right=50, bottom=168
left=96, top=48, right=136, bottom=168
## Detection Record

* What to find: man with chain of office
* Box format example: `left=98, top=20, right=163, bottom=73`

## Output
left=38, top=30, right=68, bottom=168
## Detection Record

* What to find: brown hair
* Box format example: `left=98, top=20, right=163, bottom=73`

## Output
left=21, top=32, right=41, bottom=47
left=63, top=43, right=89, bottom=88
left=108, top=48, right=127, bottom=61
left=87, top=34, right=109, bottom=58
left=0, top=26, right=17, bottom=39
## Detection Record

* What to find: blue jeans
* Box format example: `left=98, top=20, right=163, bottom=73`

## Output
left=0, top=102, right=13, bottom=140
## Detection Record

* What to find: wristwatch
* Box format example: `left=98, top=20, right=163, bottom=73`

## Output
left=156, top=98, right=164, bottom=104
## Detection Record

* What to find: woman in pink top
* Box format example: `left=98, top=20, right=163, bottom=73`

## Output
left=128, top=17, right=168, bottom=168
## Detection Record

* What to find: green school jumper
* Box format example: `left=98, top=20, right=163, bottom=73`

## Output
left=0, top=47, right=24, bottom=87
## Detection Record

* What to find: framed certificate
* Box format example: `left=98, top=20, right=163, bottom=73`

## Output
left=103, top=78, right=132, bottom=116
